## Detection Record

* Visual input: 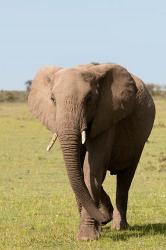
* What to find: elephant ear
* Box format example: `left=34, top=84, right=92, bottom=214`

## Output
left=88, top=64, right=137, bottom=138
left=28, top=66, right=62, bottom=132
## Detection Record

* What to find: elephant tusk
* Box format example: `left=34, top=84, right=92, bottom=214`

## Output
left=81, top=130, right=86, bottom=144
left=46, top=133, right=58, bottom=152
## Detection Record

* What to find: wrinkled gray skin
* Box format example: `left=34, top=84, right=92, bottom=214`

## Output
left=28, top=63, right=155, bottom=240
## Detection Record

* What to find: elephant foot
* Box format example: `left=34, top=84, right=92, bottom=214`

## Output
left=112, top=219, right=129, bottom=231
left=111, top=209, right=129, bottom=230
left=76, top=225, right=100, bottom=241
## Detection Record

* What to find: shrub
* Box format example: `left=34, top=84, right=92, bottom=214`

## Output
left=0, top=90, right=26, bottom=103
left=146, top=84, right=166, bottom=97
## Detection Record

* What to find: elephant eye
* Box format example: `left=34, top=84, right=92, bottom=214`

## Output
left=51, top=95, right=56, bottom=104
left=85, top=93, right=93, bottom=104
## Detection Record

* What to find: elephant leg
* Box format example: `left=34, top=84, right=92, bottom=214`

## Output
left=112, top=146, right=144, bottom=230
left=77, top=152, right=106, bottom=240
left=99, top=187, right=113, bottom=222
left=77, top=130, right=114, bottom=240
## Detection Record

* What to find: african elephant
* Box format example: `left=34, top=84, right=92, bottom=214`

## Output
left=28, top=63, right=155, bottom=240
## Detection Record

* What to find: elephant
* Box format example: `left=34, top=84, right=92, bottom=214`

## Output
left=28, top=63, right=155, bottom=240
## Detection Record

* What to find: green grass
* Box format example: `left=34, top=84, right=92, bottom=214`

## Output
left=0, top=98, right=166, bottom=249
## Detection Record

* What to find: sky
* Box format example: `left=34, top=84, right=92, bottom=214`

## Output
left=0, top=0, right=166, bottom=90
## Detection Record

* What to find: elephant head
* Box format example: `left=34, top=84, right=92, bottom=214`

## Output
left=28, top=63, right=137, bottom=224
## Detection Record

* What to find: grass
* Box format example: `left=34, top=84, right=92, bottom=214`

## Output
left=0, top=98, right=166, bottom=249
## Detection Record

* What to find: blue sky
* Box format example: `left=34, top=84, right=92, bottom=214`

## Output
left=0, top=0, right=166, bottom=90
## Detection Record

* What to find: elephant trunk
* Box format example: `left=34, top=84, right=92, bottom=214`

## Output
left=58, top=131, right=107, bottom=224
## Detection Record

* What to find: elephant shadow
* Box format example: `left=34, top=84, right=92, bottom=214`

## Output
left=102, top=223, right=166, bottom=241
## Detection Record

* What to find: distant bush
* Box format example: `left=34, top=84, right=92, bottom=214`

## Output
left=0, top=90, right=26, bottom=103
left=146, top=84, right=166, bottom=97
left=25, top=80, right=32, bottom=95
left=0, top=80, right=32, bottom=103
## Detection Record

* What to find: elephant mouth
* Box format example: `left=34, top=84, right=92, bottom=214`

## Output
left=46, top=129, right=87, bottom=152
left=46, top=115, right=93, bottom=152
left=46, top=119, right=93, bottom=152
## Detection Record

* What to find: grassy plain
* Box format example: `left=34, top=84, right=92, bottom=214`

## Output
left=0, top=98, right=165, bottom=249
